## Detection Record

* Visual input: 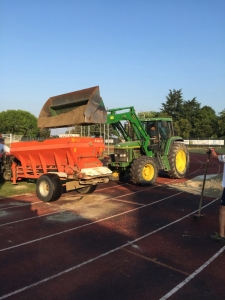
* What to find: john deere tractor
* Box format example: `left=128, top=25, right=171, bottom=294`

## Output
left=106, top=106, right=189, bottom=185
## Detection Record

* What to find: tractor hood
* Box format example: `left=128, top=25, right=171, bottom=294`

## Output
left=114, top=141, right=141, bottom=149
left=38, top=86, right=107, bottom=128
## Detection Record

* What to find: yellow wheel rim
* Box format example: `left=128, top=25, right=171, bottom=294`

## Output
left=142, top=163, right=154, bottom=181
left=112, top=171, right=119, bottom=178
left=176, top=150, right=186, bottom=173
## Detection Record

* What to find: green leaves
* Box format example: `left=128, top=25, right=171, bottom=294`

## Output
left=0, top=110, right=39, bottom=137
left=139, top=89, right=223, bottom=138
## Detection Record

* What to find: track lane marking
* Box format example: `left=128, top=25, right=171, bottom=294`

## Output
left=0, top=185, right=158, bottom=227
left=122, top=248, right=190, bottom=276
left=0, top=198, right=219, bottom=300
left=0, top=201, right=41, bottom=211
left=159, top=245, right=225, bottom=300
left=0, top=191, right=183, bottom=252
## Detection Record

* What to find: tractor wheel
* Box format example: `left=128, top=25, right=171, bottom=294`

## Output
left=168, top=143, right=189, bottom=179
left=77, top=185, right=97, bottom=194
left=130, top=156, right=158, bottom=185
left=36, top=174, right=62, bottom=202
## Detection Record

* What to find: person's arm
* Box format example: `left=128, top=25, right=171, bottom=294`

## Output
left=211, top=148, right=225, bottom=162
left=3, top=145, right=10, bottom=153
left=210, top=148, right=218, bottom=159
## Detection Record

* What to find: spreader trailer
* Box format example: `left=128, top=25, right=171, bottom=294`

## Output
left=2, top=86, right=112, bottom=202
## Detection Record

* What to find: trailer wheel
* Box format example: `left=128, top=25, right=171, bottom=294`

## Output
left=77, top=185, right=97, bottom=194
left=130, top=156, right=158, bottom=185
left=168, top=143, right=189, bottom=179
left=36, top=174, right=62, bottom=202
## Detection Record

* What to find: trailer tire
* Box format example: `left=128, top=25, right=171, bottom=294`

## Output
left=77, top=185, right=97, bottom=194
left=130, top=156, right=158, bottom=185
left=168, top=143, right=189, bottom=179
left=36, top=174, right=62, bottom=202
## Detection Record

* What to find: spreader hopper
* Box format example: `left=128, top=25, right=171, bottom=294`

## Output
left=38, top=86, right=107, bottom=128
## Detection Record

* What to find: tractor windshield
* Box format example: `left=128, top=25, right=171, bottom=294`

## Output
left=141, top=120, right=174, bottom=141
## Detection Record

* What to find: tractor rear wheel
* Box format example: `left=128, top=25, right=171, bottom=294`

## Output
left=130, top=156, right=158, bottom=185
left=77, top=185, right=97, bottom=194
left=168, top=143, right=189, bottom=179
left=36, top=174, right=62, bottom=202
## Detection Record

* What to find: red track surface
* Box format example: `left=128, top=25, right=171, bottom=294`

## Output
left=0, top=153, right=224, bottom=300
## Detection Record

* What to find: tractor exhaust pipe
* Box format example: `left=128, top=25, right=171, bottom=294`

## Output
left=38, top=86, right=107, bottom=128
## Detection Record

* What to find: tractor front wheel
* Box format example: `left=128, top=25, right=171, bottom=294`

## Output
left=130, top=156, right=158, bottom=185
left=168, top=143, right=189, bottom=179
left=36, top=174, right=62, bottom=202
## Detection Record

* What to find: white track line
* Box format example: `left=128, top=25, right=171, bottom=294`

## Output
left=0, top=185, right=158, bottom=227
left=0, top=201, right=41, bottom=211
left=159, top=244, right=225, bottom=300
left=0, top=197, right=220, bottom=300
left=0, top=191, right=182, bottom=252
left=0, top=211, right=60, bottom=227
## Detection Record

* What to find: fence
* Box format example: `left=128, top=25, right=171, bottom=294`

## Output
left=185, top=139, right=224, bottom=148
left=2, top=132, right=225, bottom=149
left=1, top=134, right=23, bottom=146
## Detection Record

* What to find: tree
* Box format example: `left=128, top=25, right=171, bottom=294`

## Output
left=174, top=118, right=192, bottom=138
left=0, top=110, right=39, bottom=137
left=137, top=111, right=158, bottom=119
left=181, top=98, right=201, bottom=127
left=218, top=109, right=225, bottom=137
left=199, top=106, right=218, bottom=138
left=38, top=128, right=51, bottom=139
left=160, top=89, right=183, bottom=121
left=190, top=107, right=217, bottom=138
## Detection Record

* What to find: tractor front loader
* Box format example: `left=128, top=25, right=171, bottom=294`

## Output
left=105, top=106, right=189, bottom=185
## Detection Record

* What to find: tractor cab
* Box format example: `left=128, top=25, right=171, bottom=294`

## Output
left=140, top=119, right=174, bottom=151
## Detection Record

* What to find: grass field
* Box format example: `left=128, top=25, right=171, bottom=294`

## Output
left=0, top=178, right=36, bottom=198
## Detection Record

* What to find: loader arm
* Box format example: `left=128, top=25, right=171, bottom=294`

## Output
left=107, top=106, right=152, bottom=154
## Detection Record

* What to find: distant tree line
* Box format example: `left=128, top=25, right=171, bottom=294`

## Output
left=0, top=110, right=50, bottom=138
left=0, top=89, right=225, bottom=139
left=138, top=89, right=225, bottom=139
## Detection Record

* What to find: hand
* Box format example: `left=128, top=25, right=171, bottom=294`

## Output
left=210, top=148, right=218, bottom=159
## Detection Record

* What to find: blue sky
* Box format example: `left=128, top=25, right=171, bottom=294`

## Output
left=1, top=0, right=225, bottom=123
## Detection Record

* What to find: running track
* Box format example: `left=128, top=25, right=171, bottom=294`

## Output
left=0, top=153, right=224, bottom=300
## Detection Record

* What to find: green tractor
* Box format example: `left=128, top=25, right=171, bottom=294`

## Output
left=106, top=106, right=189, bottom=185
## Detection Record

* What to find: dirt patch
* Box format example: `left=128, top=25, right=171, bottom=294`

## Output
left=168, top=173, right=223, bottom=198
left=13, top=185, right=28, bottom=189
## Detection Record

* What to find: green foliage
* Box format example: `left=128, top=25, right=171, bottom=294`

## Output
left=181, top=98, right=201, bottom=127
left=139, top=89, right=224, bottom=138
left=138, top=111, right=158, bottom=118
left=218, top=109, right=225, bottom=136
left=159, top=89, right=222, bottom=138
left=174, top=119, right=192, bottom=138
left=0, top=110, right=39, bottom=137
left=161, top=89, right=183, bottom=121
left=38, top=128, right=51, bottom=138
